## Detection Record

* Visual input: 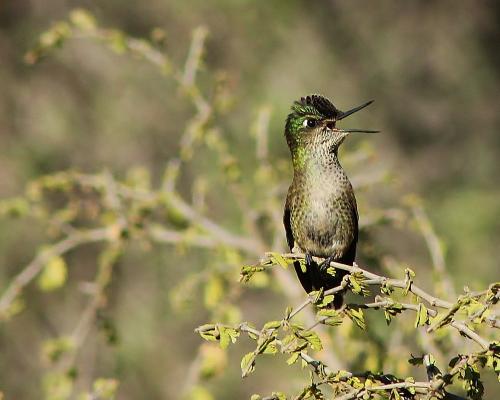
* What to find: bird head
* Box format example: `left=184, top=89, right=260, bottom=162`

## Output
left=285, top=95, right=378, bottom=165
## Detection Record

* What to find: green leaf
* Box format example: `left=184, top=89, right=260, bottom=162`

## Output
left=270, top=252, right=289, bottom=268
left=414, top=303, right=429, bottom=328
left=227, top=327, right=240, bottom=343
left=69, top=9, right=97, bottom=30
left=286, top=352, right=300, bottom=365
left=310, top=288, right=324, bottom=305
left=403, top=268, right=416, bottom=295
left=262, top=341, right=278, bottom=355
left=290, top=323, right=305, bottom=332
left=346, top=307, right=366, bottom=330
left=38, top=255, right=68, bottom=291
left=43, top=372, right=74, bottom=400
left=240, top=352, right=256, bottom=378
left=299, top=259, right=307, bottom=273
left=92, top=378, right=119, bottom=400
left=384, top=310, right=392, bottom=325
left=204, top=275, right=224, bottom=309
left=108, top=30, right=128, bottom=54
left=42, top=337, right=75, bottom=364
left=199, top=345, right=227, bottom=379
left=0, top=197, right=30, bottom=218
left=348, top=273, right=370, bottom=297
left=383, top=301, right=404, bottom=325
left=256, top=333, right=277, bottom=355
left=324, top=317, right=343, bottom=326
left=38, top=23, right=71, bottom=49
left=391, top=388, right=401, bottom=400
left=347, top=376, right=363, bottom=389
left=263, top=320, right=282, bottom=330
left=218, top=326, right=230, bottom=349
left=197, top=324, right=218, bottom=342
left=348, top=274, right=362, bottom=294
left=187, top=386, right=214, bottom=400
left=380, top=281, right=394, bottom=295
left=247, top=329, right=259, bottom=340
left=316, top=294, right=335, bottom=308
left=300, top=330, right=322, bottom=351
left=281, top=334, right=296, bottom=348
left=239, top=265, right=265, bottom=283
left=317, top=308, right=339, bottom=318
left=317, top=309, right=343, bottom=326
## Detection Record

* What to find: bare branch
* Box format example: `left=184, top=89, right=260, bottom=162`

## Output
left=0, top=227, right=110, bottom=318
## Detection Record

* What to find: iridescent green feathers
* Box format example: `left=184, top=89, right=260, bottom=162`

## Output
left=285, top=95, right=340, bottom=137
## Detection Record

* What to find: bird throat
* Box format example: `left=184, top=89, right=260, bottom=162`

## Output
left=291, top=137, right=340, bottom=173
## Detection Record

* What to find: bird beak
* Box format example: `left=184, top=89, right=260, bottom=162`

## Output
left=336, top=100, right=379, bottom=134
left=337, top=128, right=380, bottom=134
left=337, top=100, right=374, bottom=120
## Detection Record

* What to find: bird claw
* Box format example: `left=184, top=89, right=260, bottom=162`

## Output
left=305, top=253, right=314, bottom=271
left=319, top=255, right=335, bottom=273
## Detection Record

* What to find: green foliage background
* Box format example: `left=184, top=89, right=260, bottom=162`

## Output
left=0, top=1, right=499, bottom=399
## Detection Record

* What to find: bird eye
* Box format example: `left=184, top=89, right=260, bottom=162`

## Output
left=303, top=119, right=317, bottom=128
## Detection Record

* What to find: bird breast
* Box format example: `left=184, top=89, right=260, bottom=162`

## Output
left=289, top=164, right=357, bottom=259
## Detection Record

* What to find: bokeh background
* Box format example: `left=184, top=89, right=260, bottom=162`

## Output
left=0, top=1, right=499, bottom=399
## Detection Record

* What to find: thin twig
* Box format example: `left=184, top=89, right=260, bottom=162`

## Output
left=0, top=227, right=110, bottom=317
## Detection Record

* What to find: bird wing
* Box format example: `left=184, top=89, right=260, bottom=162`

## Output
left=283, top=196, right=294, bottom=251
left=349, top=189, right=359, bottom=245
left=336, top=189, right=358, bottom=265
left=284, top=195, right=315, bottom=293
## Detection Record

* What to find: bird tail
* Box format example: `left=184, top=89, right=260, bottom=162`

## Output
left=293, top=260, right=347, bottom=309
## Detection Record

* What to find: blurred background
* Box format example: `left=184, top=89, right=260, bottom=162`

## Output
left=0, top=1, right=499, bottom=399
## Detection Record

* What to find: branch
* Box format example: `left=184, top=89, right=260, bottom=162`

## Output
left=294, top=253, right=452, bottom=308
left=254, top=253, right=497, bottom=351
left=0, top=227, right=111, bottom=318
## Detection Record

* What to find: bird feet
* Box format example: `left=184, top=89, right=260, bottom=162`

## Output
left=305, top=253, right=314, bottom=272
left=318, top=255, right=335, bottom=273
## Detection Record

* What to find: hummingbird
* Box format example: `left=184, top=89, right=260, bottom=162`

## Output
left=283, top=94, right=377, bottom=308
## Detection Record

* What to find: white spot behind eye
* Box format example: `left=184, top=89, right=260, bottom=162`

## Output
left=303, top=119, right=317, bottom=128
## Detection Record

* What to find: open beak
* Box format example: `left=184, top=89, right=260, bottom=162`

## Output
left=337, top=128, right=379, bottom=134
left=337, top=100, right=374, bottom=120
left=335, top=99, right=379, bottom=133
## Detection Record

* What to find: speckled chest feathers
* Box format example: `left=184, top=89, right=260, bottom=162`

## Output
left=285, top=132, right=358, bottom=260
